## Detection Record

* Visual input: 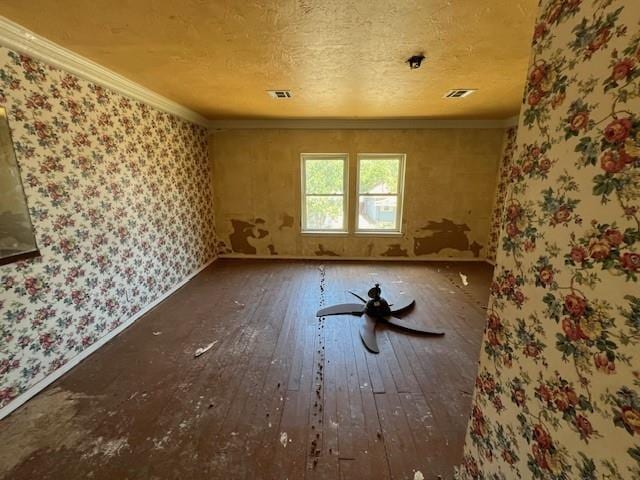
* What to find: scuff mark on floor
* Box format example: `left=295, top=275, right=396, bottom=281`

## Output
left=0, top=387, right=96, bottom=474
left=82, top=436, right=130, bottom=459
left=151, top=430, right=173, bottom=450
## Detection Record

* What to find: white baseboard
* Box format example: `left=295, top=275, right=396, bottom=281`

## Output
left=218, top=253, right=488, bottom=262
left=0, top=256, right=217, bottom=421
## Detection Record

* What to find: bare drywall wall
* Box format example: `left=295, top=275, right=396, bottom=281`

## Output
left=210, top=128, right=505, bottom=259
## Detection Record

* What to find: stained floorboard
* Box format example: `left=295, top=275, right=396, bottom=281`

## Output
left=0, top=259, right=491, bottom=480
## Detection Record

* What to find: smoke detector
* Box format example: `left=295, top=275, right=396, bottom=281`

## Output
left=267, top=90, right=293, bottom=99
left=444, top=89, right=476, bottom=98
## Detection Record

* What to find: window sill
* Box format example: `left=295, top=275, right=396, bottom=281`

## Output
left=301, top=231, right=350, bottom=237
left=354, top=231, right=403, bottom=237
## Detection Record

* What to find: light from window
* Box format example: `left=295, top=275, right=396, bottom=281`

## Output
left=301, top=154, right=348, bottom=232
left=357, top=154, right=405, bottom=232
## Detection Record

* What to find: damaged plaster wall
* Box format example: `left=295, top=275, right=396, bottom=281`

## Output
left=210, top=128, right=505, bottom=259
left=0, top=48, right=216, bottom=412
left=460, top=0, right=640, bottom=478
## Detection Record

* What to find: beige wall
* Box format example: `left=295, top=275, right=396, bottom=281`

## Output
left=210, top=128, right=505, bottom=259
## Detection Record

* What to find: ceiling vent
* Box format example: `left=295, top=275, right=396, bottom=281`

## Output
left=267, top=90, right=293, bottom=99
left=444, top=89, right=476, bottom=98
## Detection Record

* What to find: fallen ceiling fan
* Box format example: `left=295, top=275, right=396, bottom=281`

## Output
left=316, top=283, right=444, bottom=353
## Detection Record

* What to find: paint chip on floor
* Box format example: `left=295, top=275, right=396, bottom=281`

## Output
left=459, top=272, right=469, bottom=286
left=414, top=471, right=424, bottom=480
left=280, top=431, right=288, bottom=447
left=194, top=341, right=217, bottom=357
left=152, top=331, right=162, bottom=336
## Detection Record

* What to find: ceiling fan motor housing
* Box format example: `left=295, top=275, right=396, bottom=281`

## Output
left=365, top=297, right=391, bottom=317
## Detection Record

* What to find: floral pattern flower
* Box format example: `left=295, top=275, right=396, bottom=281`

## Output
left=0, top=47, right=216, bottom=409
left=488, top=127, right=518, bottom=263
left=460, top=1, right=640, bottom=479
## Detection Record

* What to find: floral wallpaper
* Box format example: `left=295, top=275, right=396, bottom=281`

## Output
left=0, top=47, right=216, bottom=410
left=487, top=126, right=519, bottom=264
left=460, top=1, right=640, bottom=479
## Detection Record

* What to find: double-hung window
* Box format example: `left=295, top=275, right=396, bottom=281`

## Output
left=301, top=154, right=348, bottom=233
left=356, top=154, right=405, bottom=233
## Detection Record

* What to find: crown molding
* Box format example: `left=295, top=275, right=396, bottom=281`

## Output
left=0, top=16, right=210, bottom=127
left=209, top=117, right=519, bottom=130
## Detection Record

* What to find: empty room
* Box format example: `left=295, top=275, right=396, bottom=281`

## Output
left=0, top=1, right=639, bottom=479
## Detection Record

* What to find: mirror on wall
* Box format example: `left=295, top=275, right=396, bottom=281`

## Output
left=0, top=106, right=39, bottom=266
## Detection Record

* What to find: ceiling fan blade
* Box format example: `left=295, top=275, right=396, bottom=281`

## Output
left=359, top=314, right=379, bottom=353
left=316, top=303, right=365, bottom=317
left=348, top=291, right=367, bottom=303
left=390, top=298, right=416, bottom=315
left=384, top=316, right=444, bottom=336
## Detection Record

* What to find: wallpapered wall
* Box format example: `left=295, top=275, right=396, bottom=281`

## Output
left=487, top=126, right=518, bottom=264
left=460, top=1, right=640, bottom=479
left=0, top=47, right=216, bottom=410
left=211, top=128, right=504, bottom=259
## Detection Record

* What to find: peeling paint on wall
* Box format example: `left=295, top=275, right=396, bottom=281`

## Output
left=365, top=243, right=374, bottom=257
left=413, top=219, right=482, bottom=257
left=315, top=244, right=339, bottom=257
left=279, top=213, right=294, bottom=230
left=228, top=218, right=274, bottom=254
left=380, top=244, right=409, bottom=257
left=211, top=129, right=504, bottom=259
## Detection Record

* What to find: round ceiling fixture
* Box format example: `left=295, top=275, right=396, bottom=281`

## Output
left=407, top=54, right=425, bottom=70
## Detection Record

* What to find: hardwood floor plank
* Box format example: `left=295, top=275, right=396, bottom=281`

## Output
left=1, top=259, right=491, bottom=480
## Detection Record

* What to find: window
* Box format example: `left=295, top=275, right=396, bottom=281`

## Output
left=356, top=154, right=405, bottom=233
left=301, top=154, right=348, bottom=233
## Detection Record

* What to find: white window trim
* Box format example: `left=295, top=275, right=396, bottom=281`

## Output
left=300, top=153, right=349, bottom=234
left=355, top=153, right=406, bottom=235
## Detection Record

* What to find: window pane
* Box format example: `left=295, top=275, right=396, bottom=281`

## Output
left=305, top=159, right=344, bottom=194
left=358, top=158, right=400, bottom=194
left=305, top=195, right=344, bottom=230
left=357, top=195, right=398, bottom=230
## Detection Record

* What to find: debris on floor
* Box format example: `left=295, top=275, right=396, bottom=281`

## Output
left=152, top=331, right=162, bottom=336
left=459, top=272, right=469, bottom=286
left=194, top=341, right=217, bottom=357
left=413, top=471, right=425, bottom=480
left=82, top=437, right=130, bottom=459
left=280, top=431, right=288, bottom=447
left=233, top=300, right=245, bottom=309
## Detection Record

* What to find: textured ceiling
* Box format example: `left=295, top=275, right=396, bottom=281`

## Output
left=0, top=0, right=537, bottom=120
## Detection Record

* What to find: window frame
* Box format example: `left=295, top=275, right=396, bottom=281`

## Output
left=300, top=153, right=349, bottom=234
left=355, top=153, right=406, bottom=235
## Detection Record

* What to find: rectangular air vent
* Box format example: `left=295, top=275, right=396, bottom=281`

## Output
left=267, top=90, right=293, bottom=99
left=444, top=89, right=476, bottom=98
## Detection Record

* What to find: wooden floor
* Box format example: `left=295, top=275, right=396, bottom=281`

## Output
left=0, top=259, right=492, bottom=480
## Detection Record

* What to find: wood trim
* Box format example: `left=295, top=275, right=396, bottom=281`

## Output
left=0, top=16, right=210, bottom=127
left=209, top=117, right=519, bottom=130
left=0, top=256, right=216, bottom=420
left=0, top=249, right=40, bottom=266
left=218, top=253, right=488, bottom=262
